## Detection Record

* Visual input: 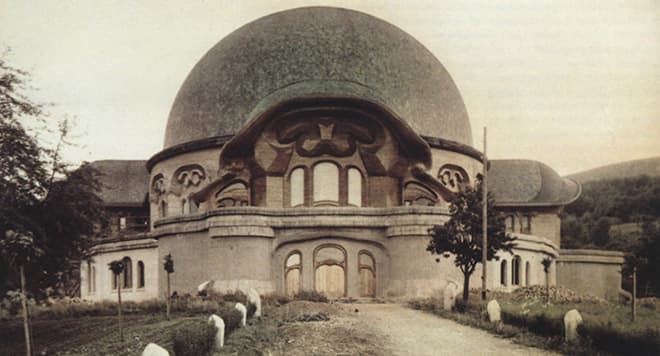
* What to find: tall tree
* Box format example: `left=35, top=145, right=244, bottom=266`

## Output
left=108, top=260, right=125, bottom=342
left=427, top=176, right=516, bottom=302
left=1, top=52, right=106, bottom=298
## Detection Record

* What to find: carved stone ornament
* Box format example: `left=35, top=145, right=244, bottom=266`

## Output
left=170, top=164, right=207, bottom=196
left=150, top=174, right=167, bottom=203
left=438, top=164, right=469, bottom=193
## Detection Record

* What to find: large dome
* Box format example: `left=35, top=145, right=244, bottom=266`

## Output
left=164, top=6, right=473, bottom=149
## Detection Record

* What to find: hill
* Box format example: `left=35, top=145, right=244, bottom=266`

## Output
left=566, top=156, right=660, bottom=183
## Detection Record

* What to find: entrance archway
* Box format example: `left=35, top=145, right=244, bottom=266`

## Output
left=314, top=245, right=346, bottom=298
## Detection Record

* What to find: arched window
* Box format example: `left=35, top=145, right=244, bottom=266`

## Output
left=284, top=252, right=302, bottom=297
left=403, top=182, right=437, bottom=206
left=111, top=269, right=117, bottom=290
left=160, top=200, right=168, bottom=218
left=137, top=261, right=145, bottom=288
left=122, top=257, right=132, bottom=289
left=512, top=256, right=521, bottom=286
left=215, top=182, right=249, bottom=207
left=347, top=167, right=363, bottom=207
left=91, top=266, right=96, bottom=293
left=290, top=168, right=305, bottom=207
left=500, top=260, right=508, bottom=286
left=525, top=261, right=531, bottom=286
left=313, top=162, right=339, bottom=205
left=505, top=215, right=515, bottom=232
left=181, top=199, right=188, bottom=215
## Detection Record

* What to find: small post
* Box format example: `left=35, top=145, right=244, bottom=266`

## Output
left=632, top=266, right=637, bottom=322
left=481, top=127, right=488, bottom=301
left=118, top=275, right=123, bottom=342
left=166, top=272, right=171, bottom=320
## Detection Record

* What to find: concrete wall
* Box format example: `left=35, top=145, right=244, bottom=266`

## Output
left=81, top=238, right=159, bottom=302
left=557, top=249, right=624, bottom=300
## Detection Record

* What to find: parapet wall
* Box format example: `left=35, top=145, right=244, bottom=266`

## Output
left=557, top=249, right=624, bottom=300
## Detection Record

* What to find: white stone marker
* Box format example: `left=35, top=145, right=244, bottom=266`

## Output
left=487, top=300, right=501, bottom=323
left=209, top=314, right=225, bottom=349
left=235, top=302, right=247, bottom=327
left=443, top=282, right=459, bottom=311
left=247, top=288, right=262, bottom=317
left=197, top=280, right=214, bottom=295
left=563, top=309, right=583, bottom=343
left=142, top=343, right=169, bottom=356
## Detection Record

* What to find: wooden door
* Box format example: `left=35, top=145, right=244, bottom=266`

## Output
left=359, top=268, right=375, bottom=297
left=285, top=268, right=300, bottom=297
left=315, top=265, right=345, bottom=298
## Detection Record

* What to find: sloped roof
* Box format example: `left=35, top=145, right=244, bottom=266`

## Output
left=164, top=6, right=472, bottom=149
left=89, top=160, right=149, bottom=207
left=488, top=159, right=580, bottom=207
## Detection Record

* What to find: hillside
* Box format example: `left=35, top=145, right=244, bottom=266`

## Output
left=566, top=156, right=660, bottom=183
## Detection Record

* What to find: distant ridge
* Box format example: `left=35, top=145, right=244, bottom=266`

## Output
left=566, top=156, right=660, bottom=183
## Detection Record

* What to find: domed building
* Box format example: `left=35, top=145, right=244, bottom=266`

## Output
left=81, top=7, right=623, bottom=301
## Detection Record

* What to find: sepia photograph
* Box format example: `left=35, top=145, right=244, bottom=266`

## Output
left=1, top=1, right=658, bottom=355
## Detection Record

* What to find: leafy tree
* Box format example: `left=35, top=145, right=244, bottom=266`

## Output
left=541, top=257, right=552, bottom=304
left=108, top=260, right=125, bottom=341
left=590, top=217, right=611, bottom=246
left=427, top=176, right=516, bottom=302
left=0, top=52, right=106, bottom=298
left=1, top=230, right=44, bottom=356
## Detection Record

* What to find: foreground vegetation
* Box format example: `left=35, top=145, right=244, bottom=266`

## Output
left=409, top=287, right=660, bottom=356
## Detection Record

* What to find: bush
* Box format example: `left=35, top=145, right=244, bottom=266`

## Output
left=501, top=311, right=563, bottom=337
left=173, top=319, right=216, bottom=356
left=294, top=290, right=328, bottom=303
left=580, top=323, right=660, bottom=356
left=262, top=293, right=291, bottom=306
left=217, top=305, right=243, bottom=335
left=247, top=302, right=257, bottom=318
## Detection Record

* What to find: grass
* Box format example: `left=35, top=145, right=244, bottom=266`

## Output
left=409, top=288, right=660, bottom=356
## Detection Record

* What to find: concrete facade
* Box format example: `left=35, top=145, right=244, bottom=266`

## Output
left=81, top=7, right=622, bottom=302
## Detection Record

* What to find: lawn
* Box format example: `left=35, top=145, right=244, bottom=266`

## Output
left=409, top=286, right=660, bottom=356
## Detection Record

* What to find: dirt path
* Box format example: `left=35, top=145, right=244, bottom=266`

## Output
left=354, top=303, right=556, bottom=356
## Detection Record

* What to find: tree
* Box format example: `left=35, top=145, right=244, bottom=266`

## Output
left=1, top=52, right=106, bottom=298
left=108, top=260, right=125, bottom=341
left=1, top=230, right=44, bottom=356
left=163, top=254, right=174, bottom=320
left=427, top=176, right=516, bottom=302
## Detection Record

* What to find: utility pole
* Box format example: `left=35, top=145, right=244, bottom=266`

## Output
left=482, top=127, right=488, bottom=301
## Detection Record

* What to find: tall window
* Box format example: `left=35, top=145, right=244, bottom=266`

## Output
left=512, top=256, right=521, bottom=286
left=505, top=215, right=514, bottom=232
left=500, top=260, right=508, bottom=286
left=160, top=200, right=168, bottom=218
left=181, top=199, right=188, bottom=215
left=290, top=168, right=305, bottom=207
left=87, top=261, right=92, bottom=293
left=137, top=261, right=145, bottom=288
left=122, top=257, right=132, bottom=289
left=525, top=261, right=531, bottom=286
left=347, top=168, right=362, bottom=206
left=521, top=215, right=532, bottom=234
left=119, top=216, right=127, bottom=230
left=313, top=162, right=339, bottom=205
left=91, top=266, right=96, bottom=293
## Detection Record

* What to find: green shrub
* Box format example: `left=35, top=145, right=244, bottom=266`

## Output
left=247, top=302, right=257, bottom=318
left=294, top=290, right=328, bottom=303
left=501, top=311, right=563, bottom=337
left=262, top=293, right=291, bottom=306
left=217, top=305, right=243, bottom=335
left=579, top=323, right=660, bottom=356
left=173, top=319, right=216, bottom=356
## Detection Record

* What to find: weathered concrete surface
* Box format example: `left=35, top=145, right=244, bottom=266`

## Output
left=356, top=304, right=557, bottom=356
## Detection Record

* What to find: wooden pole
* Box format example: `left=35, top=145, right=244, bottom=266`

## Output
left=481, top=127, right=488, bottom=301
left=632, top=266, right=637, bottom=322
left=166, top=272, right=171, bottom=320
left=118, top=275, right=123, bottom=342
left=20, top=265, right=32, bottom=356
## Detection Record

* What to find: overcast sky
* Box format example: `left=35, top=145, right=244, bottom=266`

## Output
left=1, top=0, right=658, bottom=175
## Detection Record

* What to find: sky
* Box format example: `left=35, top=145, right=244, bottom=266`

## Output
left=1, top=0, right=658, bottom=175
